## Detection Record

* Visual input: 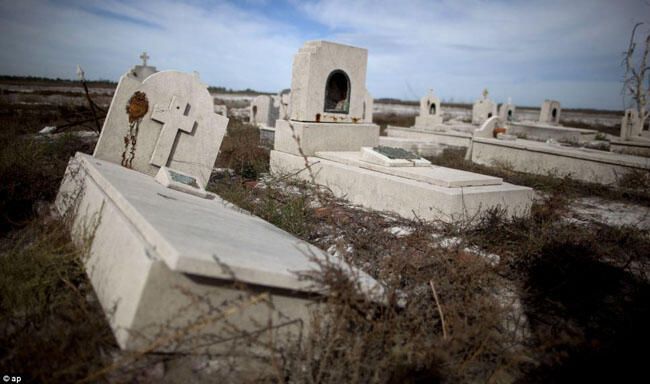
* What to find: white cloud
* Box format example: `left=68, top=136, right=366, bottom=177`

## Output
left=0, top=0, right=648, bottom=108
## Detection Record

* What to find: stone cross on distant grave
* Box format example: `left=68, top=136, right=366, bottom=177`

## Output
left=482, top=88, right=489, bottom=100
left=150, top=96, right=196, bottom=167
left=140, top=52, right=150, bottom=66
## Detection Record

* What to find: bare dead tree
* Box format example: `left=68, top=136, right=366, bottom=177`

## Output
left=622, top=23, right=650, bottom=134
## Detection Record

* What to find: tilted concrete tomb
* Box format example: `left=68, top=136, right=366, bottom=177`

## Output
left=271, top=41, right=533, bottom=223
left=57, top=67, right=383, bottom=354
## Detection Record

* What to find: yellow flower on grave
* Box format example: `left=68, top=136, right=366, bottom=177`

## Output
left=126, top=91, right=149, bottom=124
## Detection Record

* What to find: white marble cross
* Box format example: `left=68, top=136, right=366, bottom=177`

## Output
left=482, top=88, right=489, bottom=100
left=150, top=96, right=196, bottom=167
left=140, top=52, right=150, bottom=66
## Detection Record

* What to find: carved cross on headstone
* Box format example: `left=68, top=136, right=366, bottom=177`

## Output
left=140, top=52, right=150, bottom=66
left=482, top=89, right=489, bottom=100
left=150, top=96, right=196, bottom=167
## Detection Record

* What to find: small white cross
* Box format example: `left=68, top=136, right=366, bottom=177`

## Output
left=140, top=52, right=150, bottom=66
left=482, top=89, right=489, bottom=100
left=150, top=96, right=196, bottom=167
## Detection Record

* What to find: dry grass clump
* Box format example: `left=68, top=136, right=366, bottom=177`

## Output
left=215, top=119, right=269, bottom=179
left=0, top=127, right=95, bottom=232
left=0, top=218, right=116, bottom=382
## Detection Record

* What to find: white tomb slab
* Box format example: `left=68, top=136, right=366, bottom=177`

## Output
left=470, top=137, right=650, bottom=185
left=316, top=151, right=501, bottom=188
left=359, top=146, right=431, bottom=167
left=272, top=150, right=532, bottom=222
left=472, top=89, right=498, bottom=125
left=508, top=121, right=597, bottom=143
left=93, top=70, right=227, bottom=188
left=539, top=100, right=561, bottom=124
left=386, top=125, right=473, bottom=149
left=377, top=136, right=445, bottom=157
left=56, top=153, right=383, bottom=352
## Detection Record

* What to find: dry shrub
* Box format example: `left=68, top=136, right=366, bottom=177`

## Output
left=215, top=119, right=269, bottom=179
left=0, top=217, right=116, bottom=382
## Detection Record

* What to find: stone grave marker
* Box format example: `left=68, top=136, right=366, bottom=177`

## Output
left=472, top=89, right=497, bottom=125
left=93, top=70, right=228, bottom=188
left=539, top=100, right=561, bottom=124
left=414, top=89, right=443, bottom=129
left=498, top=97, right=516, bottom=122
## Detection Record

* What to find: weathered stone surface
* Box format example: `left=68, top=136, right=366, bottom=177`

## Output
left=472, top=89, right=497, bottom=125
left=539, top=100, right=561, bottom=124
left=94, top=70, right=228, bottom=188
left=250, top=95, right=279, bottom=127
left=289, top=41, right=368, bottom=123
left=271, top=150, right=532, bottom=222
left=471, top=137, right=650, bottom=185
left=498, top=99, right=516, bottom=122
left=274, top=119, right=379, bottom=156
left=415, top=89, right=443, bottom=128
left=56, top=153, right=384, bottom=352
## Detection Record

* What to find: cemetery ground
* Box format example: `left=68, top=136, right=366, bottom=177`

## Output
left=1, top=81, right=650, bottom=383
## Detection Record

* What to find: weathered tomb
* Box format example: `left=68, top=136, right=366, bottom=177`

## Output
left=271, top=41, right=533, bottom=223
left=57, top=67, right=383, bottom=354
left=414, top=89, right=443, bottom=129
left=129, top=51, right=158, bottom=80
left=249, top=94, right=279, bottom=128
left=611, top=108, right=650, bottom=156
left=498, top=98, right=516, bottom=122
left=471, top=89, right=498, bottom=125
left=468, top=119, right=650, bottom=185
left=383, top=89, right=475, bottom=153
left=539, top=99, right=561, bottom=124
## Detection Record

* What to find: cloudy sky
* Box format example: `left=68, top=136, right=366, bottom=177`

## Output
left=1, top=0, right=649, bottom=109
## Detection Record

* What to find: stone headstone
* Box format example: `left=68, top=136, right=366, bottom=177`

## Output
left=620, top=108, right=641, bottom=140
left=289, top=41, right=368, bottom=123
left=250, top=95, right=279, bottom=127
left=93, top=70, right=228, bottom=188
left=539, top=100, right=561, bottom=124
left=415, top=89, right=443, bottom=128
left=472, top=89, right=497, bottom=125
left=498, top=97, right=516, bottom=122
left=129, top=51, right=158, bottom=80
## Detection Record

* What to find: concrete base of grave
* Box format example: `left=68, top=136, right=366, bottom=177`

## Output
left=610, top=138, right=650, bottom=157
left=274, top=119, right=379, bottom=156
left=470, top=137, right=650, bottom=186
left=508, top=122, right=597, bottom=143
left=386, top=126, right=473, bottom=149
left=270, top=150, right=533, bottom=223
left=55, top=153, right=382, bottom=354
left=378, top=136, right=445, bottom=157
